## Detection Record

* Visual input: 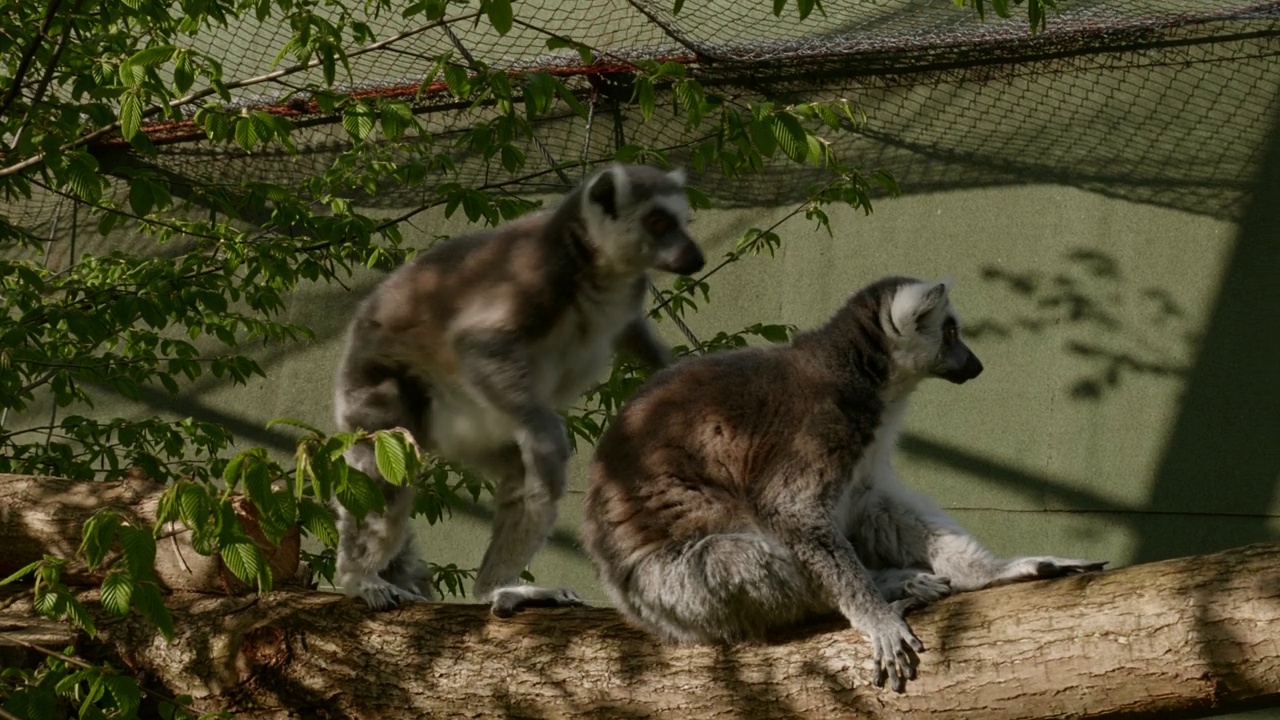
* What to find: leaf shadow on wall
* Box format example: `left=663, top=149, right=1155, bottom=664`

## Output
left=964, top=246, right=1195, bottom=403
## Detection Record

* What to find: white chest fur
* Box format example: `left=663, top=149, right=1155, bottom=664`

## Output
left=835, top=396, right=911, bottom=536
left=532, top=283, right=639, bottom=406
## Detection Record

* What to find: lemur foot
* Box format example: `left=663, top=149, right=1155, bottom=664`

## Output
left=351, top=577, right=430, bottom=611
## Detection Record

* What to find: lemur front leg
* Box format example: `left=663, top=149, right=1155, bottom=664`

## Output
left=456, top=332, right=586, bottom=616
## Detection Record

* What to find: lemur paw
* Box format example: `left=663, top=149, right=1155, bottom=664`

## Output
left=352, top=578, right=430, bottom=611
left=864, top=613, right=924, bottom=693
left=490, top=586, right=586, bottom=618
left=873, top=568, right=951, bottom=604
left=902, top=573, right=952, bottom=603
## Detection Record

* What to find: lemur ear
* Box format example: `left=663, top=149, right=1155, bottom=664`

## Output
left=666, top=167, right=686, bottom=186
left=587, top=164, right=630, bottom=219
left=916, top=282, right=949, bottom=320
left=890, top=281, right=950, bottom=334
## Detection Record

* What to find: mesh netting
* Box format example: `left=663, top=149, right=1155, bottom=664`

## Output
left=10, top=0, right=1280, bottom=242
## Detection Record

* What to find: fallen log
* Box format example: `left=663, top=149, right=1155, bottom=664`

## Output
left=2, top=543, right=1279, bottom=719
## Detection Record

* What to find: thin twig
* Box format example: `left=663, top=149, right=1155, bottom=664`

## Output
left=16, top=369, right=59, bottom=397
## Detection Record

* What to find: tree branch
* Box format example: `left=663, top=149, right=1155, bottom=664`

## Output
left=5, top=541, right=1280, bottom=719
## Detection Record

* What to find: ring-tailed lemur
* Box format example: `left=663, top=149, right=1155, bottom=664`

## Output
left=583, top=275, right=1105, bottom=691
left=334, top=163, right=705, bottom=615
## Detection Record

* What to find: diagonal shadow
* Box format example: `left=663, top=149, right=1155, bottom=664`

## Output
left=1132, top=76, right=1280, bottom=564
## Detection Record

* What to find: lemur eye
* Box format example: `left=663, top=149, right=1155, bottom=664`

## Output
left=943, top=325, right=958, bottom=344
left=643, top=210, right=674, bottom=236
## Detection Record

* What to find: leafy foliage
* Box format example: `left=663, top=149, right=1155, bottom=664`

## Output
left=0, top=0, right=1049, bottom=716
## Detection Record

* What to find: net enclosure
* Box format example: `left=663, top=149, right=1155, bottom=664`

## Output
left=9, top=0, right=1280, bottom=242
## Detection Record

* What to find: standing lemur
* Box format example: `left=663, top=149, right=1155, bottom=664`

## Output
left=334, top=163, right=705, bottom=615
left=583, top=275, right=1106, bottom=691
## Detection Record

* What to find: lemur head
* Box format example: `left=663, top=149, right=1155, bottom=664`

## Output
left=882, top=278, right=984, bottom=387
left=580, top=163, right=705, bottom=277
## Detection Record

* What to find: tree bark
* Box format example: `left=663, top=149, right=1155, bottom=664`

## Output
left=3, top=543, right=1279, bottom=719
left=0, top=473, right=303, bottom=593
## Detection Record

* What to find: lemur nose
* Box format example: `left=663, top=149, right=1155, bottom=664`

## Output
left=657, top=240, right=704, bottom=275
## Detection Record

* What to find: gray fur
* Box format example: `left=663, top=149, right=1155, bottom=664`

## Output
left=583, top=275, right=1105, bottom=692
left=334, top=163, right=704, bottom=613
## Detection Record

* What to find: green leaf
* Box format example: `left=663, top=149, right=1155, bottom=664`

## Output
left=442, top=63, right=470, bottom=98
left=750, top=116, right=777, bottom=157
left=298, top=499, right=339, bottom=547
left=485, top=0, right=513, bottom=34
left=105, top=675, right=142, bottom=717
left=756, top=324, right=791, bottom=343
left=772, top=112, right=810, bottom=163
left=118, top=59, right=146, bottom=86
left=499, top=144, right=525, bottom=173
left=545, top=37, right=594, bottom=66
left=79, top=511, right=119, bottom=571
left=132, top=581, right=175, bottom=641
left=243, top=458, right=273, bottom=516
left=128, top=179, right=154, bottom=217
left=551, top=76, right=588, bottom=119
left=65, top=153, right=103, bottom=203
left=220, top=540, right=269, bottom=591
left=154, top=484, right=181, bottom=527
left=267, top=417, right=325, bottom=435
left=129, top=45, right=176, bottom=68
left=341, top=103, right=375, bottom=141
left=379, top=101, right=414, bottom=141
left=234, top=114, right=259, bottom=152
left=870, top=169, right=900, bottom=195
left=119, top=90, right=143, bottom=141
left=63, top=596, right=97, bottom=637
left=1, top=559, right=42, bottom=585
left=117, top=525, right=157, bottom=579
left=335, top=467, right=385, bottom=521
left=223, top=450, right=248, bottom=487
left=33, top=587, right=62, bottom=616
left=374, top=431, right=409, bottom=485
left=173, top=53, right=195, bottom=94
left=100, top=570, right=134, bottom=615
left=634, top=77, right=656, bottom=122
